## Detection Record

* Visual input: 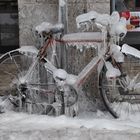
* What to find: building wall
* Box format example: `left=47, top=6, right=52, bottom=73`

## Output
left=18, top=0, right=58, bottom=46
left=18, top=0, right=110, bottom=46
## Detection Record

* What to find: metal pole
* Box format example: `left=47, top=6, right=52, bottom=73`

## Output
left=58, top=0, right=68, bottom=69
left=59, top=0, right=68, bottom=34
left=111, top=0, right=116, bottom=13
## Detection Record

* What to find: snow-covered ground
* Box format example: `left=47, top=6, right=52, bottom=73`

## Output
left=0, top=111, right=140, bottom=140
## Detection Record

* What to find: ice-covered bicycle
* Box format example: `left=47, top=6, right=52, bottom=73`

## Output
left=0, top=11, right=140, bottom=118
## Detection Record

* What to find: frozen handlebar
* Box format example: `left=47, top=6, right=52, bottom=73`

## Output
left=76, top=11, right=110, bottom=31
left=76, top=11, right=98, bottom=28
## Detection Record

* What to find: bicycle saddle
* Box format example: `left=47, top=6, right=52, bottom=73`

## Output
left=35, top=22, right=64, bottom=35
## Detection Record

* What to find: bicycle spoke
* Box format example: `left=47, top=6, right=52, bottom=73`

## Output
left=100, top=54, right=140, bottom=118
left=9, top=53, right=22, bottom=78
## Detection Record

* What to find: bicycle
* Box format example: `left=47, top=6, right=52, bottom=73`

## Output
left=0, top=11, right=140, bottom=118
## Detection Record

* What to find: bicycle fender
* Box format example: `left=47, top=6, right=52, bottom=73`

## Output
left=122, top=44, right=140, bottom=59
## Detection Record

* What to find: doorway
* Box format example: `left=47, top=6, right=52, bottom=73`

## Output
left=0, top=0, right=19, bottom=53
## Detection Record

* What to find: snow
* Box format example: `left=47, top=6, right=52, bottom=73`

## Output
left=0, top=111, right=140, bottom=131
left=110, top=11, right=120, bottom=25
left=76, top=11, right=120, bottom=29
left=76, top=11, right=98, bottom=28
left=110, top=18, right=127, bottom=39
left=35, top=22, right=53, bottom=34
left=110, top=44, right=124, bottom=62
left=18, top=46, right=39, bottom=55
left=35, top=22, right=64, bottom=35
left=122, top=44, right=140, bottom=59
left=105, top=61, right=121, bottom=78
left=66, top=74, right=77, bottom=86
left=96, top=14, right=110, bottom=26
left=63, top=32, right=102, bottom=41
left=0, top=111, right=140, bottom=140
left=59, top=0, right=66, bottom=7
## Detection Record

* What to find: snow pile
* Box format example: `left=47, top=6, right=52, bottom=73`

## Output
left=0, top=111, right=140, bottom=131
left=0, top=111, right=140, bottom=140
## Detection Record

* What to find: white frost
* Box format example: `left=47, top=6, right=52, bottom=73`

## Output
left=0, top=111, right=140, bottom=131
left=122, top=44, right=140, bottom=59
left=105, top=62, right=121, bottom=78
left=96, top=14, right=110, bottom=26
left=66, top=74, right=77, bottom=85
left=59, top=0, right=66, bottom=7
left=62, top=32, right=103, bottom=51
left=76, top=11, right=120, bottom=28
left=35, top=22, right=64, bottom=34
left=0, top=111, right=140, bottom=140
left=110, top=11, right=120, bottom=25
left=110, top=44, right=124, bottom=62
left=18, top=46, right=39, bottom=55
left=35, top=22, right=53, bottom=34
left=63, top=32, right=102, bottom=41
left=76, top=11, right=98, bottom=28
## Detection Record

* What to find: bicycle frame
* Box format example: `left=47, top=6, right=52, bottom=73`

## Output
left=37, top=37, right=106, bottom=90
left=18, top=40, right=140, bottom=93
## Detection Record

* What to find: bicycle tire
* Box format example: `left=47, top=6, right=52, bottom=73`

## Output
left=99, top=54, right=140, bottom=119
left=0, top=49, right=57, bottom=114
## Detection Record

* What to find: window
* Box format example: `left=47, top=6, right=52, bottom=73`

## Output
left=136, top=0, right=140, bottom=8
left=0, top=0, right=19, bottom=53
left=112, top=0, right=140, bottom=12
left=111, top=0, right=140, bottom=48
left=112, top=0, right=140, bottom=32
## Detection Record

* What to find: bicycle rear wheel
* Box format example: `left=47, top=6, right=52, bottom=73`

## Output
left=100, top=55, right=140, bottom=119
left=0, top=49, right=57, bottom=114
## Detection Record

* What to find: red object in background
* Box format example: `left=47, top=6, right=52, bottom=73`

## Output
left=120, top=11, right=130, bottom=20
left=130, top=17, right=140, bottom=26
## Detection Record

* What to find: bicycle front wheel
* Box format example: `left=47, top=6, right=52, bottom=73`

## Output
left=100, top=55, right=140, bottom=119
left=0, top=49, right=57, bottom=114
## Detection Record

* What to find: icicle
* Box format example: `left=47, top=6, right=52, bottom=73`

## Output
left=79, top=46, right=83, bottom=52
